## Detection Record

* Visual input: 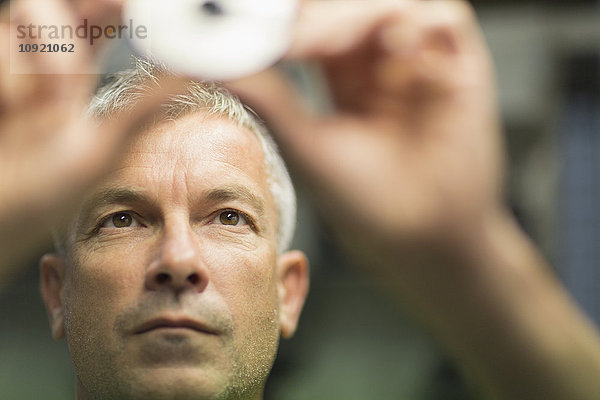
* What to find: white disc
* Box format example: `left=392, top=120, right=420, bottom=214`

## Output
left=123, top=0, right=297, bottom=80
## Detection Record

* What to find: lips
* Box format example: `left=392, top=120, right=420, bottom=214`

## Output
left=134, top=317, right=218, bottom=335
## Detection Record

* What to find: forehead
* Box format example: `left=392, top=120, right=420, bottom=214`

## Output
left=83, top=112, right=275, bottom=218
left=129, top=113, right=264, bottom=170
left=114, top=112, right=267, bottom=182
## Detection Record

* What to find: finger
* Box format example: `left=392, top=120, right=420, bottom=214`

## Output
left=0, top=22, right=10, bottom=115
left=287, top=0, right=412, bottom=60
left=1, top=77, right=190, bottom=231
left=322, top=0, right=492, bottom=115
left=283, top=0, right=477, bottom=115
left=72, top=0, right=124, bottom=27
left=0, top=76, right=193, bottom=238
left=79, top=76, right=193, bottom=177
left=11, top=0, right=92, bottom=75
left=6, top=0, right=96, bottom=112
left=225, top=68, right=324, bottom=167
left=0, top=11, right=44, bottom=106
left=70, top=0, right=125, bottom=54
left=0, top=0, right=8, bottom=23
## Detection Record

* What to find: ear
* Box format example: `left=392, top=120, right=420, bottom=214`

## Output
left=276, top=250, right=310, bottom=339
left=40, top=253, right=67, bottom=340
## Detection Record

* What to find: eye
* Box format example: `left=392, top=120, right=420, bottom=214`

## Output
left=101, top=212, right=143, bottom=229
left=215, top=210, right=248, bottom=227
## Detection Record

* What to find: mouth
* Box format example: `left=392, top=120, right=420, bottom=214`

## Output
left=134, top=318, right=218, bottom=335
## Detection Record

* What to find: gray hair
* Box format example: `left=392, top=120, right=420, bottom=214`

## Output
left=84, top=59, right=296, bottom=254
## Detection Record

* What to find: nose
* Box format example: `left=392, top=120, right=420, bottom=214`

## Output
left=145, top=220, right=209, bottom=293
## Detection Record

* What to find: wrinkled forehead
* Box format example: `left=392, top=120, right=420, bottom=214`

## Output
left=128, top=112, right=266, bottom=169
left=114, top=111, right=267, bottom=179
left=54, top=112, right=278, bottom=258
left=84, top=112, right=274, bottom=221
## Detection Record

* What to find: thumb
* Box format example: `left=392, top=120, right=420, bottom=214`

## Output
left=79, top=76, right=191, bottom=180
left=226, top=67, right=327, bottom=172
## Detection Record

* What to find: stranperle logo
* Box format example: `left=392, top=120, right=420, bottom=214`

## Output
left=9, top=3, right=153, bottom=75
left=15, top=18, right=148, bottom=46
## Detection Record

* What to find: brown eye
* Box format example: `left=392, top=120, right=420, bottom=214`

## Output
left=97, top=211, right=143, bottom=232
left=112, top=212, right=133, bottom=228
left=219, top=211, right=240, bottom=225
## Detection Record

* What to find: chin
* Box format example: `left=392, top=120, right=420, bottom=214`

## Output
left=126, top=366, right=236, bottom=400
left=78, top=366, right=242, bottom=400
left=130, top=365, right=267, bottom=400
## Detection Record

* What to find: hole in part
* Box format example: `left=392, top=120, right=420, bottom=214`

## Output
left=200, top=1, right=224, bottom=16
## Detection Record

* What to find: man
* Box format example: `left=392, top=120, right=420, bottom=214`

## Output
left=2, top=0, right=600, bottom=399
left=40, top=64, right=310, bottom=399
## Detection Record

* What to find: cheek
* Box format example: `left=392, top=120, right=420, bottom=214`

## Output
left=205, top=245, right=281, bottom=375
left=61, top=246, right=146, bottom=384
left=207, top=243, right=279, bottom=310
left=64, top=245, right=144, bottom=333
left=205, top=243, right=279, bottom=330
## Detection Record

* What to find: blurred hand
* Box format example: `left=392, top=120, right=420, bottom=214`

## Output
left=231, top=5, right=600, bottom=400
left=228, top=0, right=504, bottom=252
left=0, top=0, right=179, bottom=283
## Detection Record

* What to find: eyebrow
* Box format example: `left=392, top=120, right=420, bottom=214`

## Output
left=78, top=185, right=266, bottom=222
left=204, top=186, right=265, bottom=217
left=78, top=187, right=151, bottom=222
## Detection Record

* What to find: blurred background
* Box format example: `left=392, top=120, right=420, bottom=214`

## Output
left=1, top=0, right=600, bottom=398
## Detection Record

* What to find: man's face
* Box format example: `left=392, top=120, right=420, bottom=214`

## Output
left=41, top=112, right=306, bottom=400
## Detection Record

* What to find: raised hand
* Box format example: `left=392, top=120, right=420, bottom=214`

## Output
left=228, top=0, right=503, bottom=250
left=227, top=2, right=600, bottom=399
left=0, top=0, right=181, bottom=284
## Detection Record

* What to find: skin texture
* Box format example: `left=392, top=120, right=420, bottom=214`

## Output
left=40, top=113, right=309, bottom=400
left=227, top=1, right=600, bottom=399
left=9, top=0, right=600, bottom=399
left=229, top=0, right=502, bottom=248
left=0, top=0, right=186, bottom=285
